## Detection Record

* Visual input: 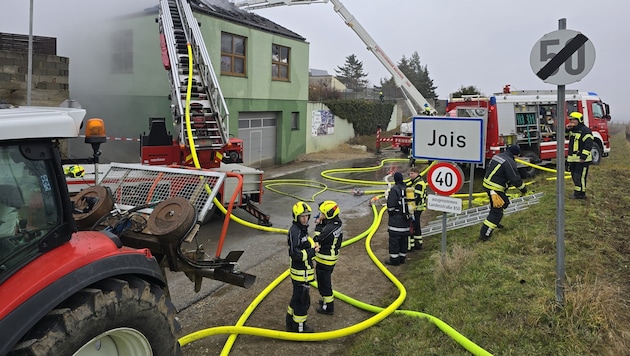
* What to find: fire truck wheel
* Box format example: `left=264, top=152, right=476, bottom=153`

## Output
left=10, top=276, right=180, bottom=356
left=148, top=196, right=196, bottom=238
left=72, top=185, right=115, bottom=230
left=401, top=146, right=410, bottom=155
left=229, top=151, right=241, bottom=163
left=591, top=144, right=602, bottom=165
left=519, top=151, right=540, bottom=178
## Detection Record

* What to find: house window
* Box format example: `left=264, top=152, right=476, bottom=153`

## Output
left=291, top=112, right=299, bottom=130
left=221, top=32, right=246, bottom=76
left=272, top=44, right=290, bottom=81
left=111, top=29, right=133, bottom=74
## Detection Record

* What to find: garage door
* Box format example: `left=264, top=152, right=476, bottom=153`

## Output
left=237, top=112, right=277, bottom=168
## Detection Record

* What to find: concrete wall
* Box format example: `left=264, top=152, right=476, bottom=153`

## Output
left=305, top=101, right=398, bottom=152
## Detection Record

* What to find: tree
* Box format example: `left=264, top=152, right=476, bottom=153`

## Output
left=379, top=51, right=437, bottom=104
left=450, top=85, right=483, bottom=98
left=334, top=54, right=369, bottom=91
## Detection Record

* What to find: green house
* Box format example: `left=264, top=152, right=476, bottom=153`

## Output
left=69, top=1, right=310, bottom=167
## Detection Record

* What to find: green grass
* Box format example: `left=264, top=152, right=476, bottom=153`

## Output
left=344, top=130, right=630, bottom=356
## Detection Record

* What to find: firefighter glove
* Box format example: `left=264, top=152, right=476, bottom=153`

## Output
left=490, top=190, right=505, bottom=208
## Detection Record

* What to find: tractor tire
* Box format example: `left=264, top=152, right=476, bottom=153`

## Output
left=10, top=276, right=180, bottom=356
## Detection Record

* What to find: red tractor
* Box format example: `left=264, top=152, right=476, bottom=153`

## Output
left=0, top=106, right=254, bottom=355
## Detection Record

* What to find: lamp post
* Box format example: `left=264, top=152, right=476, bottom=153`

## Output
left=27, top=0, right=34, bottom=105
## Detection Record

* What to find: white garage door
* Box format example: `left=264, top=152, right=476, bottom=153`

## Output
left=237, top=112, right=277, bottom=168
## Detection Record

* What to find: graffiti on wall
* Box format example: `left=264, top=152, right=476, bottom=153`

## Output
left=312, top=110, right=335, bottom=136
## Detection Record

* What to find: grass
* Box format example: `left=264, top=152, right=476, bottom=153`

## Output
left=343, top=128, right=630, bottom=355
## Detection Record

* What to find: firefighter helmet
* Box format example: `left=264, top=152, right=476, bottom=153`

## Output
left=64, top=165, right=85, bottom=178
left=319, top=200, right=340, bottom=219
left=292, top=201, right=312, bottom=222
left=569, top=112, right=584, bottom=123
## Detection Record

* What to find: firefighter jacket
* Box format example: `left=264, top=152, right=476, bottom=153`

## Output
left=313, top=216, right=343, bottom=266
left=387, top=182, right=411, bottom=233
left=566, top=123, right=594, bottom=163
left=483, top=151, right=526, bottom=193
left=287, top=221, right=316, bottom=282
left=407, top=176, right=428, bottom=211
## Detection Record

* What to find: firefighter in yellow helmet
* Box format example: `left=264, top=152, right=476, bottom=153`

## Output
left=406, top=166, right=427, bottom=251
left=286, top=201, right=318, bottom=333
left=313, top=200, right=343, bottom=315
left=566, top=111, right=594, bottom=199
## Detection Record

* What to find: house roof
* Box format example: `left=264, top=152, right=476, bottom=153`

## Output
left=139, top=0, right=305, bottom=42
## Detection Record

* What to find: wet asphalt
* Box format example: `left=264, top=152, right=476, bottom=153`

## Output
left=166, top=153, right=410, bottom=311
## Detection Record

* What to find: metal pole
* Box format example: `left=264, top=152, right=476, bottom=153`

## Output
left=555, top=18, right=567, bottom=306
left=27, top=0, right=34, bottom=105
left=440, top=211, right=447, bottom=263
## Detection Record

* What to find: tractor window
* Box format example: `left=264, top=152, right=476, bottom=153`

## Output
left=0, top=145, right=61, bottom=281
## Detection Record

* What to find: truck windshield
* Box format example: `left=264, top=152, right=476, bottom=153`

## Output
left=0, top=145, right=61, bottom=279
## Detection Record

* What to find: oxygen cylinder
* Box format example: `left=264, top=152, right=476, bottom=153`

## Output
left=405, top=187, right=416, bottom=219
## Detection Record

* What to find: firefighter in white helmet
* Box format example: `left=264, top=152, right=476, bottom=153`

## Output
left=566, top=111, right=593, bottom=199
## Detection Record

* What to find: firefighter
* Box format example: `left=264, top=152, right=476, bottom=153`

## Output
left=407, top=167, right=427, bottom=251
left=313, top=200, right=343, bottom=315
left=565, top=112, right=594, bottom=199
left=385, top=172, right=410, bottom=265
left=286, top=201, right=319, bottom=333
left=480, top=145, right=527, bottom=241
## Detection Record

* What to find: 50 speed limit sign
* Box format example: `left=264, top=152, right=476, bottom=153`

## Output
left=427, top=162, right=464, bottom=196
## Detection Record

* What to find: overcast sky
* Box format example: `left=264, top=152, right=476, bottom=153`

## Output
left=1, top=0, right=627, bottom=121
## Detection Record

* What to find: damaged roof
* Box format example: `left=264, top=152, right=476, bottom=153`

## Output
left=140, top=0, right=305, bottom=42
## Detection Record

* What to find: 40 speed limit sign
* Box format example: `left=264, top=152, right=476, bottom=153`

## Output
left=427, top=162, right=464, bottom=196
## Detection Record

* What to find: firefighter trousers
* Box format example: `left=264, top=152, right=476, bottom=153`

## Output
left=316, top=263, right=335, bottom=303
left=289, top=280, right=311, bottom=323
left=480, top=190, right=510, bottom=240
left=569, top=162, right=589, bottom=196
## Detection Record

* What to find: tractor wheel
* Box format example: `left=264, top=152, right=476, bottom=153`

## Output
left=10, top=276, right=180, bottom=356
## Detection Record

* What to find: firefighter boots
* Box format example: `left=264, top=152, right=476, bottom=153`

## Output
left=286, top=316, right=314, bottom=333
left=384, top=257, right=400, bottom=266
left=316, top=301, right=334, bottom=315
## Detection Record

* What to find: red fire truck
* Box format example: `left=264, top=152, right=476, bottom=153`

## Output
left=445, top=85, right=611, bottom=176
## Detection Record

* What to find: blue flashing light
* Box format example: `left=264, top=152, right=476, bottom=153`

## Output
left=587, top=91, right=598, bottom=96
left=490, top=96, right=496, bottom=105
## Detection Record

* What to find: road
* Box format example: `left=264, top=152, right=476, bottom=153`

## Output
left=166, top=155, right=410, bottom=311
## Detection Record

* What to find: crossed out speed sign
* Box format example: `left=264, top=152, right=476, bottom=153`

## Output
left=530, top=29, right=595, bottom=85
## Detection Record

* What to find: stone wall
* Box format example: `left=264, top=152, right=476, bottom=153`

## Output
left=0, top=46, right=69, bottom=106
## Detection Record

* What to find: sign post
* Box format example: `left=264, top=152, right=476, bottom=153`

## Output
left=530, top=19, right=595, bottom=306
left=427, top=162, right=464, bottom=258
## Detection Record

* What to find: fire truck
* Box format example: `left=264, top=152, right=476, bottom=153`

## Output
left=445, top=85, right=611, bottom=176
left=0, top=105, right=255, bottom=355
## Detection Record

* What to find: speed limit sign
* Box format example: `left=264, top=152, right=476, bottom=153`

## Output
left=530, top=29, right=595, bottom=85
left=427, top=162, right=464, bottom=196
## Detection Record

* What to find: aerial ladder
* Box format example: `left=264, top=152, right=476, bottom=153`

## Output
left=144, top=0, right=233, bottom=168
left=236, top=0, right=436, bottom=116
